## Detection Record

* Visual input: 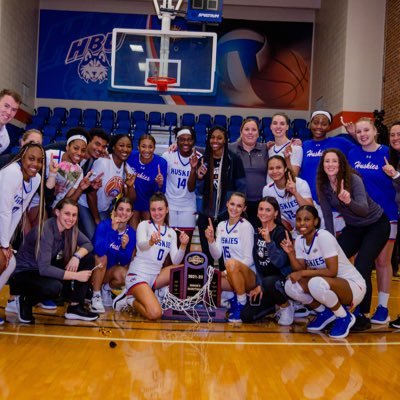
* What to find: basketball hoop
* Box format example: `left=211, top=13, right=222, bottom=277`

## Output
left=147, top=76, right=177, bottom=92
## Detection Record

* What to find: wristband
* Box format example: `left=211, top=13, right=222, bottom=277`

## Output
left=392, top=172, right=400, bottom=180
left=73, top=253, right=82, bottom=260
left=48, top=172, right=57, bottom=178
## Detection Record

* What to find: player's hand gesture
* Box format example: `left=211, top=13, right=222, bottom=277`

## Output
left=280, top=231, right=294, bottom=254
left=49, top=153, right=59, bottom=175
left=111, top=210, right=122, bottom=231
left=249, top=285, right=263, bottom=301
left=178, top=230, right=190, bottom=246
left=78, top=170, right=94, bottom=191
left=340, top=116, right=355, bottom=136
left=90, top=172, right=104, bottom=190
left=121, top=233, right=129, bottom=250
left=197, top=158, right=208, bottom=179
left=284, top=139, right=293, bottom=160
left=258, top=226, right=271, bottom=243
left=150, top=224, right=162, bottom=246
left=190, top=147, right=198, bottom=169
left=285, top=172, right=296, bottom=195
left=205, top=218, right=215, bottom=243
left=125, top=165, right=137, bottom=188
left=155, top=164, right=164, bottom=188
left=338, top=179, right=351, bottom=204
left=382, top=156, right=397, bottom=178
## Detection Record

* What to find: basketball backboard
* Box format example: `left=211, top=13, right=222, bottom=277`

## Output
left=110, top=28, right=217, bottom=94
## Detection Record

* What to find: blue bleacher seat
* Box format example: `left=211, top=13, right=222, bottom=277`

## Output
left=198, top=114, right=212, bottom=128
left=164, top=112, right=178, bottom=128
left=42, top=125, right=58, bottom=138
left=69, top=108, right=83, bottom=120
left=181, top=113, right=196, bottom=128
left=100, top=119, right=114, bottom=134
left=133, top=119, right=148, bottom=136
left=261, top=117, right=272, bottom=129
left=53, top=107, right=67, bottom=121
left=35, top=106, right=51, bottom=121
left=117, top=119, right=132, bottom=130
left=229, top=125, right=241, bottom=143
left=82, top=118, right=98, bottom=130
left=29, top=115, right=46, bottom=130
left=229, top=115, right=243, bottom=127
left=297, top=127, right=312, bottom=141
left=132, top=111, right=147, bottom=123
left=261, top=127, right=274, bottom=142
left=83, top=108, right=99, bottom=121
left=292, top=118, right=308, bottom=132
left=213, top=114, right=228, bottom=128
left=64, top=116, right=80, bottom=128
left=116, top=110, right=131, bottom=123
left=246, top=116, right=260, bottom=126
left=46, top=115, right=62, bottom=128
left=148, top=111, right=163, bottom=132
left=100, top=109, right=115, bottom=121
left=194, top=122, right=207, bottom=147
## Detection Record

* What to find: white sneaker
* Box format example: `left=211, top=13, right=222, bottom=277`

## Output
left=293, top=301, right=311, bottom=318
left=113, top=290, right=128, bottom=311
left=101, top=285, right=113, bottom=307
left=5, top=297, right=18, bottom=313
left=90, top=294, right=105, bottom=313
left=278, top=302, right=294, bottom=326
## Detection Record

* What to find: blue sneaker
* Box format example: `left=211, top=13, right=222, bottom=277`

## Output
left=228, top=302, right=244, bottom=322
left=329, top=311, right=356, bottom=339
left=0, top=316, right=4, bottom=325
left=307, top=308, right=336, bottom=332
left=37, top=300, right=57, bottom=310
left=371, top=305, right=390, bottom=325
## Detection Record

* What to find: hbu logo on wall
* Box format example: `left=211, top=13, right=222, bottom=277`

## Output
left=65, top=33, right=115, bottom=84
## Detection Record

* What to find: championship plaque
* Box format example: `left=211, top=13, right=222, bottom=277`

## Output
left=162, top=252, right=226, bottom=322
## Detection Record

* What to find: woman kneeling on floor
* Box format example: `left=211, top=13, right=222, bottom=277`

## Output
left=9, top=198, right=97, bottom=323
left=281, top=205, right=366, bottom=339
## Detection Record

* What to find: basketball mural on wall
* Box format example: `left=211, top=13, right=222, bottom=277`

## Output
left=217, top=26, right=311, bottom=109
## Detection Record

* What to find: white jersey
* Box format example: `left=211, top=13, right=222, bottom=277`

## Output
left=209, top=218, right=254, bottom=267
left=268, top=141, right=303, bottom=167
left=45, top=150, right=83, bottom=208
left=0, top=162, right=41, bottom=247
left=294, top=229, right=365, bottom=285
left=128, top=220, right=185, bottom=275
left=78, top=155, right=124, bottom=212
left=162, top=151, right=198, bottom=212
left=263, top=177, right=312, bottom=228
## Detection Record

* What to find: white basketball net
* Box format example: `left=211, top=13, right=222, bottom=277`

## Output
left=160, top=266, right=219, bottom=323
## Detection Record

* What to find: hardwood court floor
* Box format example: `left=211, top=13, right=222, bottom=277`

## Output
left=1, top=276, right=400, bottom=400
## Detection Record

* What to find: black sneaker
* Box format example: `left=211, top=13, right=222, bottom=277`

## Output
left=16, top=296, right=35, bottom=324
left=65, top=304, right=99, bottom=321
left=389, top=316, right=400, bottom=329
left=350, top=313, right=371, bottom=332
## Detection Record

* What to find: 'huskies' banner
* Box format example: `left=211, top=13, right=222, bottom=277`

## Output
left=38, top=9, right=313, bottom=109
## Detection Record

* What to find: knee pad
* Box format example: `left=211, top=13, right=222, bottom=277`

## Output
left=308, top=277, right=338, bottom=308
left=284, top=280, right=313, bottom=305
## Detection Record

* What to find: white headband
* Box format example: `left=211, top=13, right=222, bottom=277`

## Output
left=176, top=128, right=192, bottom=138
left=67, top=134, right=87, bottom=145
left=311, top=111, right=332, bottom=123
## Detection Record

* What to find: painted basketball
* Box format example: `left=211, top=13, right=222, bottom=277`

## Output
left=250, top=49, right=309, bottom=108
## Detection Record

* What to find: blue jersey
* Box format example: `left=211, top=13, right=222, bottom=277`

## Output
left=126, top=151, right=167, bottom=211
left=93, top=219, right=136, bottom=268
left=348, top=145, right=397, bottom=220
left=300, top=136, right=354, bottom=201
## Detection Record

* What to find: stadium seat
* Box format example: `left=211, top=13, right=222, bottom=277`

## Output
left=198, top=113, right=212, bottom=128
left=83, top=108, right=99, bottom=121
left=42, top=125, right=58, bottom=138
left=181, top=113, right=196, bottom=128
left=261, top=117, right=272, bottom=130
left=148, top=111, right=163, bottom=132
left=164, top=112, right=178, bottom=129
left=229, top=125, right=241, bottom=142
left=213, top=114, right=228, bottom=128
left=53, top=107, right=68, bottom=122
left=116, top=110, right=131, bottom=123
left=69, top=108, right=83, bottom=120
left=35, top=106, right=51, bottom=121
left=229, top=115, right=243, bottom=127
left=132, top=111, right=147, bottom=123
left=194, top=122, right=207, bottom=147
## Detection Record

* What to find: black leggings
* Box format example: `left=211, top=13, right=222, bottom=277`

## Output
left=9, top=255, right=94, bottom=307
left=338, top=213, right=390, bottom=314
left=240, top=275, right=287, bottom=323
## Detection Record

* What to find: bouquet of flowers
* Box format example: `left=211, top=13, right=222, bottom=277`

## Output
left=57, top=161, right=82, bottom=185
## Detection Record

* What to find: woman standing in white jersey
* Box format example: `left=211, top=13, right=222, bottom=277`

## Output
left=113, top=192, right=189, bottom=320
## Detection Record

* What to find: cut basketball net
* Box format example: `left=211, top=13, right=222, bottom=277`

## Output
left=160, top=266, right=218, bottom=323
left=147, top=76, right=177, bottom=92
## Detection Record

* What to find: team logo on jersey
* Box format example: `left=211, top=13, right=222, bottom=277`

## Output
left=104, top=176, right=124, bottom=198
